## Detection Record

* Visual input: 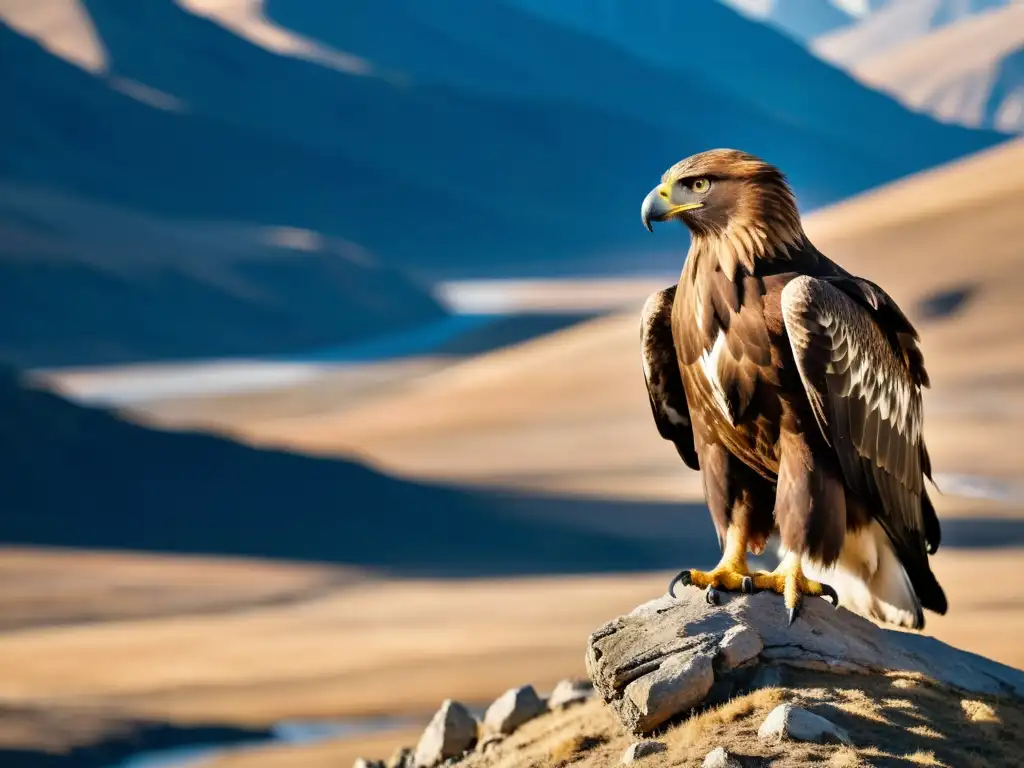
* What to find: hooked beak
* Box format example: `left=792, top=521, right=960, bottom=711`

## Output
left=641, top=183, right=703, bottom=232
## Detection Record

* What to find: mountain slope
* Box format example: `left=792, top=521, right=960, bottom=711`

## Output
left=0, top=184, right=448, bottom=368
left=500, top=0, right=1005, bottom=168
left=0, top=1, right=1008, bottom=278
left=813, top=0, right=1013, bottom=65
left=719, top=0, right=855, bottom=42
left=841, top=4, right=1024, bottom=133
left=0, top=365, right=684, bottom=574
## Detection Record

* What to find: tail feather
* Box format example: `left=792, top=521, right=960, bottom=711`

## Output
left=799, top=521, right=928, bottom=630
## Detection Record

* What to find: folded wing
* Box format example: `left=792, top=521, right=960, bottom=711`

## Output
left=781, top=275, right=946, bottom=616
left=642, top=286, right=698, bottom=470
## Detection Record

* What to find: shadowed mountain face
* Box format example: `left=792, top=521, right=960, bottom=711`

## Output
left=987, top=45, right=1024, bottom=133
left=0, top=186, right=447, bottom=368
left=0, top=367, right=703, bottom=575
left=2, top=367, right=1020, bottom=577
left=0, top=0, right=1008, bottom=279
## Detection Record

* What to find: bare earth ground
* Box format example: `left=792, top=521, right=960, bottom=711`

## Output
left=6, top=144, right=1024, bottom=763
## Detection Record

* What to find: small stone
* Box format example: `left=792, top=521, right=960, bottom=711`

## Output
left=622, top=740, right=666, bottom=763
left=548, top=678, right=594, bottom=709
left=483, top=684, right=546, bottom=734
left=387, top=747, right=414, bottom=768
left=702, top=746, right=742, bottom=768
left=717, top=625, right=762, bottom=671
left=353, top=760, right=384, bottom=768
left=757, top=703, right=851, bottom=746
left=413, top=699, right=479, bottom=767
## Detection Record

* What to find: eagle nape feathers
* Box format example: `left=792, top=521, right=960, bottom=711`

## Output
left=640, top=148, right=946, bottom=629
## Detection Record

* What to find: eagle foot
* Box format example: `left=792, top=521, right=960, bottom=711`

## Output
left=668, top=564, right=750, bottom=600
left=747, top=566, right=839, bottom=623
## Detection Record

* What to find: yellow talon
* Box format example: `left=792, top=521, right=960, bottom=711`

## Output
left=747, top=554, right=839, bottom=623
left=669, top=527, right=751, bottom=602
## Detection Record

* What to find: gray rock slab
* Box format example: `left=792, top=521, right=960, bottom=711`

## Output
left=757, top=703, right=851, bottom=745
left=587, top=588, right=1024, bottom=735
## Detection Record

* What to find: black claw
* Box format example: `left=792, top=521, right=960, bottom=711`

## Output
left=705, top=586, right=720, bottom=606
left=741, top=576, right=754, bottom=595
left=787, top=605, right=799, bottom=625
left=820, top=583, right=839, bottom=607
left=668, top=570, right=692, bottom=598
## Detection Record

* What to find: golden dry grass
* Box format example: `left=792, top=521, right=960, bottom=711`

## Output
left=241, top=670, right=1024, bottom=768
left=0, top=552, right=668, bottom=728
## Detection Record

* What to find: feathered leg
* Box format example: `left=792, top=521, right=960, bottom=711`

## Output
left=747, top=430, right=842, bottom=623
left=669, top=443, right=775, bottom=605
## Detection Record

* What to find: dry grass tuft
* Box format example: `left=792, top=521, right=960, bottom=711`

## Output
left=828, top=746, right=866, bottom=767
left=829, top=689, right=889, bottom=725
left=903, top=750, right=946, bottom=766
left=907, top=724, right=944, bottom=740
left=670, top=687, right=785, bottom=748
left=880, top=698, right=915, bottom=710
left=960, top=699, right=1000, bottom=723
left=548, top=733, right=606, bottom=765
left=891, top=676, right=920, bottom=690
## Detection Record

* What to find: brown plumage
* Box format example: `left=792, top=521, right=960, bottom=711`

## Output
left=640, top=148, right=946, bottom=628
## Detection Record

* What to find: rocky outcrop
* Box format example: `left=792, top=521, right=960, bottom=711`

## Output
left=586, top=587, right=1024, bottom=735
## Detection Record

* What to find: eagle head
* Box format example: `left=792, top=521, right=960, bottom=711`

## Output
left=641, top=149, right=804, bottom=265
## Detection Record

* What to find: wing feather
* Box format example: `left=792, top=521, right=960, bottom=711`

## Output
left=642, top=287, right=699, bottom=470
left=781, top=276, right=946, bottom=615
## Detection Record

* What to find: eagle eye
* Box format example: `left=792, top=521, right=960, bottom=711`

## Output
left=691, top=178, right=711, bottom=193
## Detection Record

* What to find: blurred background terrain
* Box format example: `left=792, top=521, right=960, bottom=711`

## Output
left=0, top=1, right=1022, bottom=766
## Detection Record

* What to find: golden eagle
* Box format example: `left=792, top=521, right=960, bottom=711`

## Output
left=640, top=149, right=947, bottom=628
